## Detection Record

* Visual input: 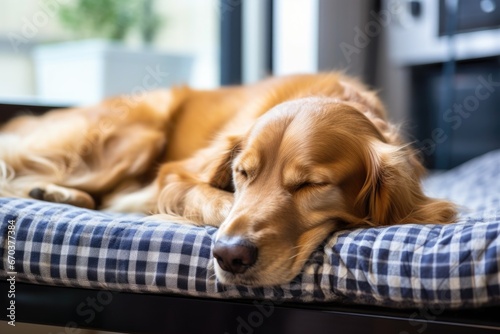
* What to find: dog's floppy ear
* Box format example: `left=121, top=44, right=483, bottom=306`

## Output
left=355, top=141, right=456, bottom=226
left=207, top=135, right=242, bottom=192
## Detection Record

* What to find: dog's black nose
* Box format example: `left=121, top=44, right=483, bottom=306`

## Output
left=213, top=237, right=258, bottom=274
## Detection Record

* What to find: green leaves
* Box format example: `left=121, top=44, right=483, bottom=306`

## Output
left=57, top=0, right=163, bottom=43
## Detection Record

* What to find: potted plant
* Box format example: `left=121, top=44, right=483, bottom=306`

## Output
left=33, top=0, right=193, bottom=105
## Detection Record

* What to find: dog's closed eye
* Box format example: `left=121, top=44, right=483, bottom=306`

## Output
left=291, top=182, right=329, bottom=193
left=234, top=163, right=258, bottom=181
left=236, top=168, right=248, bottom=179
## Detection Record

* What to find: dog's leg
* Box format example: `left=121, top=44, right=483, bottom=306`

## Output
left=101, top=182, right=157, bottom=214
left=156, top=172, right=234, bottom=227
left=1, top=89, right=187, bottom=210
left=28, top=183, right=95, bottom=209
left=153, top=134, right=242, bottom=226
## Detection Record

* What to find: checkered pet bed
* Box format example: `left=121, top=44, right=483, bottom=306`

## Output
left=1, top=150, right=500, bottom=309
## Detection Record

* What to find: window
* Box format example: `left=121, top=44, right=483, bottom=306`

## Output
left=0, top=0, right=220, bottom=105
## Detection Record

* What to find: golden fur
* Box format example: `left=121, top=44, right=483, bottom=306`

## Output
left=0, top=73, right=456, bottom=286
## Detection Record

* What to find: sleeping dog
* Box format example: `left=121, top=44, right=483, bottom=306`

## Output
left=0, top=73, right=456, bottom=286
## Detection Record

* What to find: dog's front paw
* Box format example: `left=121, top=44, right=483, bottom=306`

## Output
left=28, top=184, right=95, bottom=209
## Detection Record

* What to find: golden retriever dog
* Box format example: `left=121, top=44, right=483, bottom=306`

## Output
left=0, top=73, right=456, bottom=286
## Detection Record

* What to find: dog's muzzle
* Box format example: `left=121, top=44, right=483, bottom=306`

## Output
left=213, top=237, right=258, bottom=274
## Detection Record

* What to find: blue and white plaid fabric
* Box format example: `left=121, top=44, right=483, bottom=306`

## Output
left=1, top=150, right=500, bottom=308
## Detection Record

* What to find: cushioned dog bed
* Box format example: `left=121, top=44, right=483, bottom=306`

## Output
left=1, top=150, right=500, bottom=309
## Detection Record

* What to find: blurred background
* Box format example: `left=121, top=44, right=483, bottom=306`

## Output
left=0, top=0, right=499, bottom=171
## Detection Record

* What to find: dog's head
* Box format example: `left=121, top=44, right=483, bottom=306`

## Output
left=211, top=98, right=455, bottom=286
